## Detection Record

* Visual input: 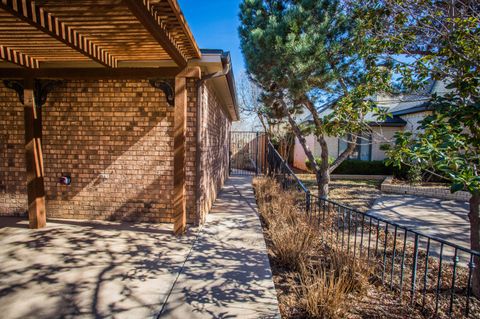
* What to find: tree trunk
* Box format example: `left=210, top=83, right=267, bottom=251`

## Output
left=281, top=104, right=327, bottom=198
left=301, top=96, right=331, bottom=198
left=470, top=192, right=480, bottom=298
left=258, top=113, right=273, bottom=139
left=316, top=134, right=330, bottom=199
left=285, top=112, right=319, bottom=173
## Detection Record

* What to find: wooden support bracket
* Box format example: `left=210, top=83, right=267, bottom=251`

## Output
left=3, top=79, right=64, bottom=107
left=149, top=79, right=175, bottom=106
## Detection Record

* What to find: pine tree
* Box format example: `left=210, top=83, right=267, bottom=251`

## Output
left=239, top=0, right=390, bottom=198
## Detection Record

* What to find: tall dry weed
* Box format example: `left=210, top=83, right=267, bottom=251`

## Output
left=297, top=262, right=350, bottom=319
left=268, top=216, right=316, bottom=270
left=254, top=177, right=301, bottom=228
left=328, top=249, right=372, bottom=294
left=254, top=178, right=316, bottom=270
left=296, top=251, right=372, bottom=319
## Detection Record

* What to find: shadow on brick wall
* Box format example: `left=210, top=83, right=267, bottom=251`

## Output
left=1, top=80, right=175, bottom=223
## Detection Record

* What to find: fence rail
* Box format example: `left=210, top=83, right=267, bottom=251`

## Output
left=265, top=141, right=479, bottom=317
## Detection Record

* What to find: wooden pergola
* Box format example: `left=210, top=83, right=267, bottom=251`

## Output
left=0, top=0, right=202, bottom=234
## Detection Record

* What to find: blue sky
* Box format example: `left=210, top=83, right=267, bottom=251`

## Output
left=177, top=0, right=245, bottom=79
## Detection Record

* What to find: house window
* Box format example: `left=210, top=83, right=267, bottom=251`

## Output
left=338, top=134, right=372, bottom=161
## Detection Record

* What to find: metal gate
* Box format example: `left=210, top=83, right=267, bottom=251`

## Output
left=229, top=131, right=266, bottom=176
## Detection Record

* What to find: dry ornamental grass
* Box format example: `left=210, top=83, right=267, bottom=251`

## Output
left=253, top=177, right=479, bottom=319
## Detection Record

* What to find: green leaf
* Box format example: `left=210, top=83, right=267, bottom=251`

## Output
left=450, top=183, right=465, bottom=193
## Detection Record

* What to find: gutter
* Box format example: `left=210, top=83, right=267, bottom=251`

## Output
left=369, top=121, right=406, bottom=128
left=194, top=56, right=232, bottom=225
left=390, top=102, right=432, bottom=116
left=303, top=118, right=406, bottom=128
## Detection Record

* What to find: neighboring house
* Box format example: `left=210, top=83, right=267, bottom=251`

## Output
left=0, top=1, right=238, bottom=232
left=293, top=80, right=450, bottom=171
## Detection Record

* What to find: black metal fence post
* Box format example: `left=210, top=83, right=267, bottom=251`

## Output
left=306, top=191, right=311, bottom=214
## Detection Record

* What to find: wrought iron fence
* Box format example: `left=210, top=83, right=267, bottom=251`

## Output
left=265, top=141, right=479, bottom=317
left=230, top=131, right=266, bottom=176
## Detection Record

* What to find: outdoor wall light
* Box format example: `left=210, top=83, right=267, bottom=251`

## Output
left=58, top=174, right=72, bottom=186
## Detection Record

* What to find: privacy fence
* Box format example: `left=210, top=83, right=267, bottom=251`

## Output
left=265, top=141, right=479, bottom=318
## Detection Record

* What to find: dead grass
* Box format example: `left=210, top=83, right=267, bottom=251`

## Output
left=253, top=177, right=480, bottom=318
left=297, top=174, right=383, bottom=212
left=297, top=261, right=351, bottom=318
left=269, top=217, right=316, bottom=271
left=255, top=178, right=316, bottom=271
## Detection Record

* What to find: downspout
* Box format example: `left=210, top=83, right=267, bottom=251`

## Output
left=194, top=59, right=232, bottom=225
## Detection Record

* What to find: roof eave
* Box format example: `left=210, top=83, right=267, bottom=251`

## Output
left=221, top=52, right=240, bottom=121
left=195, top=49, right=239, bottom=122
left=391, top=103, right=432, bottom=116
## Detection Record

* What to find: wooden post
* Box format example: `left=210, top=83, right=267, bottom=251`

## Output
left=173, top=75, right=187, bottom=234
left=24, top=78, right=46, bottom=229
left=172, top=68, right=201, bottom=235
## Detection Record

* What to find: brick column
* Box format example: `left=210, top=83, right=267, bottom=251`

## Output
left=24, top=78, right=46, bottom=229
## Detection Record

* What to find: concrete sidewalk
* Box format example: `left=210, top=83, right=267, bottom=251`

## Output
left=0, top=176, right=279, bottom=319
left=160, top=175, right=280, bottom=318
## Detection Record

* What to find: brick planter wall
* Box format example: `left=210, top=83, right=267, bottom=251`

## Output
left=381, top=177, right=471, bottom=202
left=331, top=174, right=388, bottom=180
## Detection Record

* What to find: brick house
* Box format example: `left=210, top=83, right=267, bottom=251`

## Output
left=0, top=1, right=238, bottom=233
left=293, top=80, right=449, bottom=171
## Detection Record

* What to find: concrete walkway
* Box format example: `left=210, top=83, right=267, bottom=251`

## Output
left=368, top=194, right=471, bottom=262
left=0, top=176, right=279, bottom=319
left=369, top=194, right=470, bottom=248
left=160, top=175, right=280, bottom=318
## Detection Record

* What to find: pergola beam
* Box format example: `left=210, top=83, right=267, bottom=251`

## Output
left=153, top=0, right=201, bottom=58
left=0, top=45, right=39, bottom=68
left=0, top=67, right=181, bottom=79
left=123, top=0, right=187, bottom=67
left=0, top=0, right=118, bottom=68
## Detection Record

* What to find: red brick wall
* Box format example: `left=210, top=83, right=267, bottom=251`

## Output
left=0, top=86, right=26, bottom=216
left=0, top=77, right=232, bottom=224
left=197, top=81, right=231, bottom=224
left=1, top=80, right=175, bottom=222
left=185, top=78, right=198, bottom=223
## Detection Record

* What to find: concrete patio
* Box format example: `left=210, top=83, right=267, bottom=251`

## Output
left=0, top=218, right=197, bottom=319
left=0, top=176, right=279, bottom=319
